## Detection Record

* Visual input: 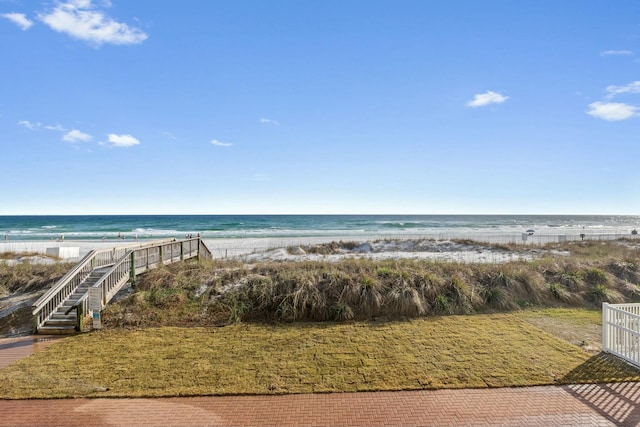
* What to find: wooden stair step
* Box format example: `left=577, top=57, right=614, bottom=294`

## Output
left=37, top=325, right=77, bottom=335
left=50, top=313, right=77, bottom=320
left=44, top=319, right=76, bottom=327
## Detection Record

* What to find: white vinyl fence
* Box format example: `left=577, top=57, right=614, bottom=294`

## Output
left=602, top=303, right=640, bottom=368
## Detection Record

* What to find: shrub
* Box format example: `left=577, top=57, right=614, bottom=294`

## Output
left=146, top=288, right=188, bottom=308
left=447, top=277, right=476, bottom=313
left=433, top=294, right=451, bottom=314
left=588, top=284, right=610, bottom=304
left=376, top=266, right=394, bottom=278
left=385, top=283, right=425, bottom=317
left=548, top=283, right=568, bottom=301
left=413, top=271, right=444, bottom=302
left=224, top=296, right=251, bottom=323
left=292, top=280, right=327, bottom=321
left=480, top=284, right=510, bottom=309
left=328, top=302, right=355, bottom=321
left=352, top=277, right=384, bottom=317
left=608, top=261, right=640, bottom=284
left=619, top=281, right=640, bottom=301
left=585, top=268, right=608, bottom=286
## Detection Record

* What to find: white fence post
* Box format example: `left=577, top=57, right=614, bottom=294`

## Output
left=602, top=302, right=609, bottom=352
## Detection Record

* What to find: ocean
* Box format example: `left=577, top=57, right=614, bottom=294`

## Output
left=1, top=215, right=639, bottom=242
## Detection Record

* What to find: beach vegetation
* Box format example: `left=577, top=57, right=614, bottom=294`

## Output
left=3, top=239, right=640, bottom=333
left=585, top=268, right=608, bottom=286
left=433, top=294, right=451, bottom=314
left=0, top=261, right=70, bottom=296
left=91, top=239, right=640, bottom=328
left=608, top=260, right=640, bottom=284
left=548, top=282, right=572, bottom=303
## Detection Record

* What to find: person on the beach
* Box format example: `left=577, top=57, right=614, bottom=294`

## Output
left=4, top=233, right=7, bottom=241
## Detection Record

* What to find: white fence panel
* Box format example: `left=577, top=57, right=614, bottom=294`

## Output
left=602, top=303, right=640, bottom=368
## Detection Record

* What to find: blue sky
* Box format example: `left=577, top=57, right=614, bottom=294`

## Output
left=1, top=0, right=639, bottom=215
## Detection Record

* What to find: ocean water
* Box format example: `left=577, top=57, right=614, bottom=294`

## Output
left=1, top=215, right=639, bottom=242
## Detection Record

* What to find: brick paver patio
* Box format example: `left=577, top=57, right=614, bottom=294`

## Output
left=0, top=382, right=638, bottom=426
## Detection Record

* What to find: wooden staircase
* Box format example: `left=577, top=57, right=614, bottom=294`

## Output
left=37, top=267, right=110, bottom=334
left=32, top=238, right=212, bottom=334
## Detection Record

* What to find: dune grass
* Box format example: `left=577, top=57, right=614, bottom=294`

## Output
left=0, top=311, right=638, bottom=399
left=102, top=240, right=640, bottom=328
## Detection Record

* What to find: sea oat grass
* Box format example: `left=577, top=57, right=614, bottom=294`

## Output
left=96, top=240, right=640, bottom=327
left=0, top=311, right=638, bottom=399
left=0, top=262, right=70, bottom=295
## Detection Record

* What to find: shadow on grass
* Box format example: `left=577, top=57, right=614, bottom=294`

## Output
left=560, top=352, right=640, bottom=385
left=559, top=352, right=640, bottom=427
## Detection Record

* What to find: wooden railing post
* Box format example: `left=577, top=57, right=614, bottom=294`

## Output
left=33, top=313, right=40, bottom=334
left=130, top=251, right=136, bottom=283
left=180, top=241, right=184, bottom=261
left=76, top=304, right=84, bottom=332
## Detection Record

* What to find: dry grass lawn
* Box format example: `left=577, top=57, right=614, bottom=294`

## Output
left=0, top=311, right=639, bottom=399
left=518, top=308, right=603, bottom=353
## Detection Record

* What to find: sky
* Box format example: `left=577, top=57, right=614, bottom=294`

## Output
left=1, top=0, right=639, bottom=215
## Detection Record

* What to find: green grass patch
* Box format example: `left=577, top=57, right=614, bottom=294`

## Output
left=1, top=311, right=638, bottom=399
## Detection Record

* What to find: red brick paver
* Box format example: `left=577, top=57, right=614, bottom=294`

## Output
left=0, top=382, right=638, bottom=427
left=0, top=336, right=61, bottom=369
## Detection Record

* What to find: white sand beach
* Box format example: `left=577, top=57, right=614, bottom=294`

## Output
left=0, top=234, right=568, bottom=264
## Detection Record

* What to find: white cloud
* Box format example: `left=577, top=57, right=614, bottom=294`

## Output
left=600, top=50, right=633, bottom=57
left=107, top=133, right=140, bottom=147
left=260, top=118, right=280, bottom=126
left=211, top=139, right=232, bottom=147
left=1, top=12, right=34, bottom=30
left=18, top=120, right=40, bottom=129
left=605, top=81, right=640, bottom=99
left=44, top=124, right=67, bottom=131
left=38, top=0, right=148, bottom=47
left=586, top=102, right=638, bottom=121
left=63, top=129, right=92, bottom=142
left=466, top=91, right=509, bottom=108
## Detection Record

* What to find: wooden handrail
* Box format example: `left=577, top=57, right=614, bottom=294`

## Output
left=199, top=239, right=213, bottom=259
left=32, top=249, right=96, bottom=311
left=71, top=249, right=134, bottom=310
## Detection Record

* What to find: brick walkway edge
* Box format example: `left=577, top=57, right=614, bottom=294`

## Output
left=1, top=382, right=639, bottom=427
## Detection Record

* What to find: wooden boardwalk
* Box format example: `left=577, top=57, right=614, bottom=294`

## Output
left=32, top=238, right=211, bottom=334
